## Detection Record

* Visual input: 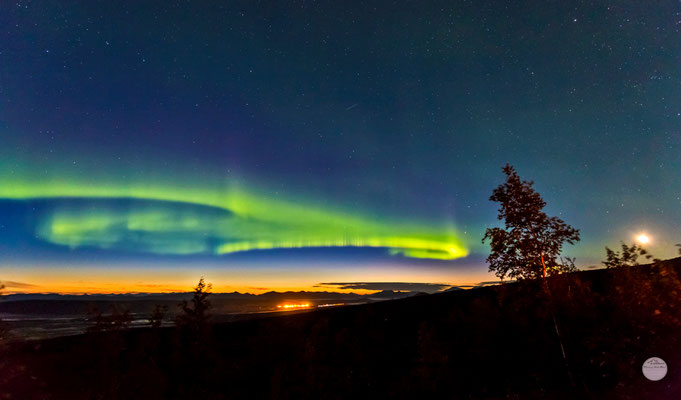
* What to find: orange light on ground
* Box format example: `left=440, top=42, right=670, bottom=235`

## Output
left=276, top=303, right=311, bottom=310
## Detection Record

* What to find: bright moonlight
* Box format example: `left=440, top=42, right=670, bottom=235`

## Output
left=636, top=234, right=650, bottom=245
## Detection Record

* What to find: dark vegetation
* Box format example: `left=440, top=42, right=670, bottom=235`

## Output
left=0, top=282, right=10, bottom=347
left=1, top=259, right=680, bottom=399
left=86, top=304, right=133, bottom=333
left=175, top=277, right=212, bottom=333
left=483, top=164, right=580, bottom=280
left=149, top=304, right=168, bottom=329
left=603, top=241, right=657, bottom=268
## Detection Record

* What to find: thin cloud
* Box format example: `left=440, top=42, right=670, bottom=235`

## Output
left=475, top=280, right=506, bottom=286
left=1, top=280, right=38, bottom=289
left=316, top=282, right=450, bottom=293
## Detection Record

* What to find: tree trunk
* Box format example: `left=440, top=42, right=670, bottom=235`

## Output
left=540, top=253, right=547, bottom=278
left=527, top=220, right=547, bottom=278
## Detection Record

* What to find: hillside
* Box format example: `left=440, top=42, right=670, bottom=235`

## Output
left=2, top=259, right=680, bottom=399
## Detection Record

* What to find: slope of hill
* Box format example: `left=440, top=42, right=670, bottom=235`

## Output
left=1, top=259, right=680, bottom=399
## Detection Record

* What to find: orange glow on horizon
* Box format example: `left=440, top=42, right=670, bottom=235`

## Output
left=0, top=261, right=496, bottom=295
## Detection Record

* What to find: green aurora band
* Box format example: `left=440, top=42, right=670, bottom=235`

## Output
left=0, top=179, right=468, bottom=260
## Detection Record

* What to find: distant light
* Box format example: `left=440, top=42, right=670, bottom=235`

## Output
left=636, top=234, right=650, bottom=245
left=277, top=303, right=310, bottom=310
left=317, top=303, right=344, bottom=308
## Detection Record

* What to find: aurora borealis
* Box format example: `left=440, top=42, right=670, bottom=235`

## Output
left=0, top=182, right=466, bottom=259
left=1, top=1, right=680, bottom=293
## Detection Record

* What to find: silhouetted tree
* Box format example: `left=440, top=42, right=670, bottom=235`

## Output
left=110, top=304, right=132, bottom=330
left=87, top=304, right=132, bottom=332
left=176, top=277, right=212, bottom=332
left=149, top=304, right=168, bottom=329
left=550, top=256, right=578, bottom=275
left=173, top=278, right=215, bottom=398
left=86, top=305, right=106, bottom=333
left=0, top=282, right=9, bottom=344
left=602, top=242, right=652, bottom=268
left=482, top=164, right=581, bottom=280
left=677, top=243, right=681, bottom=256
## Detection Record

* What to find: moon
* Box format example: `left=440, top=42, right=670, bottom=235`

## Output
left=636, top=234, right=650, bottom=245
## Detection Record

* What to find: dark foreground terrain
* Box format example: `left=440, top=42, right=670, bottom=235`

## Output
left=2, top=260, right=680, bottom=399
left=0, top=291, right=382, bottom=340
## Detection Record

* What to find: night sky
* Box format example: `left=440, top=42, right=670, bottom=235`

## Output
left=1, top=1, right=680, bottom=293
